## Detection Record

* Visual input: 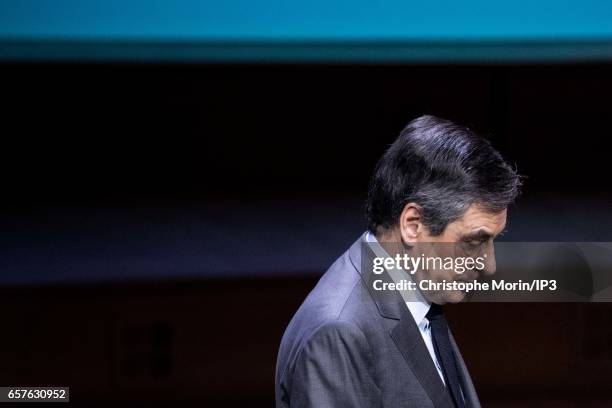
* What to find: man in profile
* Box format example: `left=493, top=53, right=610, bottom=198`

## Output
left=275, top=115, right=521, bottom=407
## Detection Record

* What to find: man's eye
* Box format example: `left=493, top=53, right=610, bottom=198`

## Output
left=462, top=240, right=485, bottom=250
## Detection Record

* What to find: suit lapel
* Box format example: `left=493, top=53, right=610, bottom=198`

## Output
left=390, top=305, right=455, bottom=407
left=349, top=234, right=454, bottom=407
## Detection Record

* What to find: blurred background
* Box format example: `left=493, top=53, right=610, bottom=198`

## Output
left=1, top=1, right=612, bottom=406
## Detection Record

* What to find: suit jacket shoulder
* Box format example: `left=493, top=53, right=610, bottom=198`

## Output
left=275, top=234, right=481, bottom=408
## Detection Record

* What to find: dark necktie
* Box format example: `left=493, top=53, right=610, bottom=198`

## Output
left=426, top=304, right=466, bottom=408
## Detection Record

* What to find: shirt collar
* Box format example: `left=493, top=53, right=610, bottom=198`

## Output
left=364, top=231, right=431, bottom=325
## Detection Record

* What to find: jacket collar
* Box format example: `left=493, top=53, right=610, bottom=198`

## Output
left=348, top=232, right=456, bottom=408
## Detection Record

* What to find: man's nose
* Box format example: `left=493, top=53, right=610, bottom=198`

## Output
left=482, top=242, right=496, bottom=276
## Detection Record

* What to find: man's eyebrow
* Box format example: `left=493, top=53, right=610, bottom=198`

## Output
left=461, top=229, right=494, bottom=241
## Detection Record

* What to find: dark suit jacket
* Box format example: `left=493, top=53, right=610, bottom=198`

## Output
left=275, top=233, right=481, bottom=408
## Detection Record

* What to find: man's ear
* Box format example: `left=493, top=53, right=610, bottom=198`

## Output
left=399, top=203, right=423, bottom=245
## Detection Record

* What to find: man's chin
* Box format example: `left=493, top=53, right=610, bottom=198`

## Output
left=430, top=290, right=467, bottom=305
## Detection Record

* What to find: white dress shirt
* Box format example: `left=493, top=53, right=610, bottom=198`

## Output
left=365, top=231, right=446, bottom=384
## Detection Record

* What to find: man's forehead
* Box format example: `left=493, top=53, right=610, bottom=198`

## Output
left=455, top=206, right=507, bottom=232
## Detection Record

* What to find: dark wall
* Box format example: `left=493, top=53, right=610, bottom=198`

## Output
left=2, top=62, right=611, bottom=209
left=1, top=281, right=611, bottom=407
left=2, top=62, right=612, bottom=406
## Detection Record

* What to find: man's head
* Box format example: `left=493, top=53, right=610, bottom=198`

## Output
left=366, top=115, right=521, bottom=304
